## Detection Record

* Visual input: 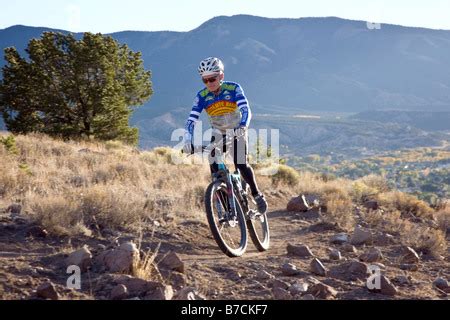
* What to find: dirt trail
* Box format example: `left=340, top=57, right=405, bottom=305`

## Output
left=0, top=200, right=449, bottom=300
left=172, top=204, right=449, bottom=300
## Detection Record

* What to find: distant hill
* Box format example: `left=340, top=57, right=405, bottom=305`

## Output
left=1, top=15, right=450, bottom=150
left=350, top=110, right=450, bottom=131
left=2, top=16, right=450, bottom=115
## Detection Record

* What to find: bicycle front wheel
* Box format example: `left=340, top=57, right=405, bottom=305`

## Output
left=204, top=182, right=248, bottom=257
left=247, top=210, right=270, bottom=251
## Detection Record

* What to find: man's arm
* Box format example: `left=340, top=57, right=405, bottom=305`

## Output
left=236, top=84, right=252, bottom=128
left=184, top=94, right=202, bottom=142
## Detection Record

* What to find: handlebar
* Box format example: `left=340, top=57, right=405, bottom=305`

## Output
left=182, top=130, right=245, bottom=156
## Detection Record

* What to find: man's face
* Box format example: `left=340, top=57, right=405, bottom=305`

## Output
left=202, top=73, right=224, bottom=92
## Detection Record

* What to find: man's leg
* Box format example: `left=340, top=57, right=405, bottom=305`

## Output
left=208, top=131, right=227, bottom=176
left=233, top=133, right=268, bottom=213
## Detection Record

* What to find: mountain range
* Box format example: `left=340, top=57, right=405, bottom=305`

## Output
left=1, top=15, right=450, bottom=154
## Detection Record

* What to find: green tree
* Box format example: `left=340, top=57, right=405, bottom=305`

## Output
left=0, top=32, right=152, bottom=145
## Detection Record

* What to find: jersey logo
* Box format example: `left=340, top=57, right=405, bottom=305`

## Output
left=205, top=96, right=214, bottom=102
left=206, top=101, right=238, bottom=116
left=222, top=83, right=237, bottom=91
left=199, top=88, right=209, bottom=98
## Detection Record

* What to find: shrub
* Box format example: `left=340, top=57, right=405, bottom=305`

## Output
left=376, top=191, right=433, bottom=219
left=0, top=135, right=18, bottom=155
left=271, top=164, right=300, bottom=187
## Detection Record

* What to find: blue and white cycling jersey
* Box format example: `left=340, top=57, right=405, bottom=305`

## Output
left=184, top=81, right=251, bottom=142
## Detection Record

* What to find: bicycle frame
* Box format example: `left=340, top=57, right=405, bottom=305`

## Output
left=213, top=147, right=238, bottom=216
left=206, top=134, right=246, bottom=218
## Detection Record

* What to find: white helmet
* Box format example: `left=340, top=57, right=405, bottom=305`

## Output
left=198, top=57, right=224, bottom=77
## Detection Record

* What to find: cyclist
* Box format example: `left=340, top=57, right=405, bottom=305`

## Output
left=183, top=57, right=268, bottom=214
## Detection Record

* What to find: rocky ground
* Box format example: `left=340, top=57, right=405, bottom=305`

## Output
left=0, top=195, right=449, bottom=300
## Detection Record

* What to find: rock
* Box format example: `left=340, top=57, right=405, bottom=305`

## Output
left=289, top=282, right=309, bottom=296
left=359, top=248, right=383, bottom=263
left=330, top=233, right=349, bottom=245
left=310, top=258, right=327, bottom=276
left=272, top=287, right=292, bottom=300
left=66, top=246, right=92, bottom=272
left=115, top=275, right=152, bottom=294
left=350, top=226, right=373, bottom=245
left=281, top=263, right=300, bottom=276
left=393, top=276, right=411, bottom=285
left=399, top=264, right=419, bottom=271
left=114, top=275, right=173, bottom=300
left=342, top=244, right=358, bottom=253
left=374, top=233, right=395, bottom=246
left=144, top=284, right=174, bottom=300
left=300, top=294, right=316, bottom=300
left=304, top=276, right=322, bottom=285
left=173, top=287, right=206, bottom=300
left=348, top=261, right=369, bottom=276
left=271, top=279, right=290, bottom=290
left=26, top=226, right=49, bottom=238
left=6, top=203, right=22, bottom=215
left=165, top=271, right=187, bottom=291
left=433, top=278, right=449, bottom=292
left=287, top=243, right=314, bottom=258
left=400, top=247, right=420, bottom=264
left=306, top=283, right=338, bottom=299
left=329, top=249, right=342, bottom=261
left=158, top=251, right=185, bottom=274
left=96, top=242, right=140, bottom=273
left=369, top=276, right=398, bottom=296
left=363, top=201, right=379, bottom=210
left=110, top=284, right=128, bottom=300
left=37, top=282, right=59, bottom=300
left=256, top=270, right=275, bottom=280
left=304, top=194, right=321, bottom=207
left=372, top=263, right=386, bottom=270
left=287, top=195, right=310, bottom=212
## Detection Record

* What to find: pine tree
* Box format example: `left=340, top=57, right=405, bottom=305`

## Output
left=0, top=32, right=153, bottom=145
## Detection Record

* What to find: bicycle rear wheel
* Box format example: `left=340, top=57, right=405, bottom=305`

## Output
left=205, top=182, right=248, bottom=257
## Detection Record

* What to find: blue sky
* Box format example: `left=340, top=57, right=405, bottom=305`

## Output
left=1, top=0, right=450, bottom=33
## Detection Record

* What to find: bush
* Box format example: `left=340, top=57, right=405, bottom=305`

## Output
left=324, top=195, right=355, bottom=231
left=435, top=207, right=450, bottom=233
left=376, top=191, right=433, bottom=219
left=271, top=165, right=300, bottom=187
left=0, top=135, right=18, bottom=155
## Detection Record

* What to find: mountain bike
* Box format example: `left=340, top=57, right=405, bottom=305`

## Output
left=185, top=133, right=270, bottom=257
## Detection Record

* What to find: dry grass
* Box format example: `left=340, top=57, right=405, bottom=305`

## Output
left=375, top=191, right=434, bottom=219
left=351, top=174, right=391, bottom=203
left=132, top=225, right=163, bottom=281
left=0, top=132, right=212, bottom=235
left=435, top=207, right=450, bottom=233
left=270, top=164, right=300, bottom=187
left=361, top=209, right=447, bottom=258
left=1, top=132, right=446, bottom=257
left=324, top=196, right=355, bottom=231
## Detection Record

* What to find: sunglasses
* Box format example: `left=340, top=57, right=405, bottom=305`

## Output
left=202, top=76, right=218, bottom=84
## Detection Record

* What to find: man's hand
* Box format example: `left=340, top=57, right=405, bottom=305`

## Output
left=183, top=142, right=194, bottom=154
left=234, top=126, right=247, bottom=137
